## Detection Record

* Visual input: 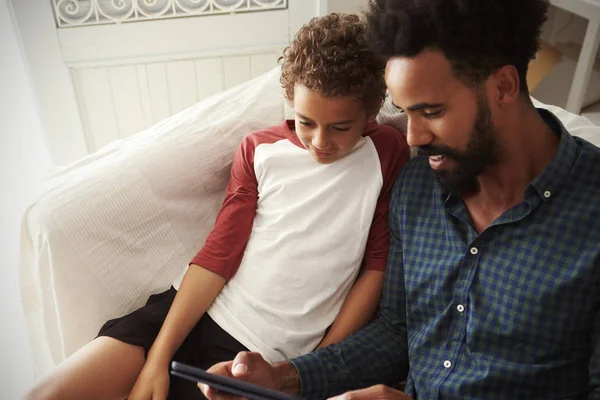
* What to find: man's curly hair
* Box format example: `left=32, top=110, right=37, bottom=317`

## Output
left=366, top=0, right=549, bottom=93
left=280, top=13, right=387, bottom=115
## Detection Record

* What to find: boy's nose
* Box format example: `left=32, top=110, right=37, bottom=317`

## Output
left=406, top=119, right=433, bottom=148
left=312, top=128, right=330, bottom=149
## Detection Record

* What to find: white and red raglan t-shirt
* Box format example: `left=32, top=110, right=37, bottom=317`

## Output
left=173, top=120, right=409, bottom=362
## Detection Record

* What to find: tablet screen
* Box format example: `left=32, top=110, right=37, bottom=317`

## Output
left=170, top=361, right=301, bottom=400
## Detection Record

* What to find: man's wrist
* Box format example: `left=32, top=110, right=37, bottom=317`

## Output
left=272, top=361, right=301, bottom=396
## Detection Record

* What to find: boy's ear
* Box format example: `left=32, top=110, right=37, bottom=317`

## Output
left=367, top=100, right=383, bottom=122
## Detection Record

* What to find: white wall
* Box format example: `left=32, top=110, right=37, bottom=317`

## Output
left=327, top=0, right=369, bottom=14
left=0, top=0, right=50, bottom=397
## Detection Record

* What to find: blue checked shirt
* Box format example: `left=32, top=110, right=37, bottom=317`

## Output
left=291, top=109, right=600, bottom=399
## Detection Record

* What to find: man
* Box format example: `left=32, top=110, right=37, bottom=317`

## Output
left=201, top=0, right=600, bottom=398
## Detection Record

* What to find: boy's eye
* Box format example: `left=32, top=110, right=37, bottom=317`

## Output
left=333, top=126, right=351, bottom=132
left=300, top=121, right=315, bottom=127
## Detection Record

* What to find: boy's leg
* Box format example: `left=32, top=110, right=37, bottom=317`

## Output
left=27, top=287, right=178, bottom=400
left=26, top=336, right=145, bottom=400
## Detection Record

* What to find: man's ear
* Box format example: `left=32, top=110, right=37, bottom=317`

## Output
left=491, top=65, right=520, bottom=107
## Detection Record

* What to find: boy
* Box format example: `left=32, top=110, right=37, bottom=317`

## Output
left=28, top=13, right=409, bottom=400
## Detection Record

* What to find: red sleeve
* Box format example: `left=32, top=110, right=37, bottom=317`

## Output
left=190, top=134, right=259, bottom=280
left=362, top=124, right=410, bottom=271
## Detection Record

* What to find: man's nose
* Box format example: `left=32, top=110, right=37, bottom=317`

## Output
left=406, top=119, right=433, bottom=148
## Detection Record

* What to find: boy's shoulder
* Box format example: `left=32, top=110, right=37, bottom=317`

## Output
left=242, top=121, right=291, bottom=147
left=363, top=123, right=407, bottom=144
left=363, top=123, right=409, bottom=157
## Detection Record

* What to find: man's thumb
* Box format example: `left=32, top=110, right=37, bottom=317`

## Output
left=231, top=352, right=251, bottom=377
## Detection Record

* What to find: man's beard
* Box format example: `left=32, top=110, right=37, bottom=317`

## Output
left=418, top=95, right=499, bottom=193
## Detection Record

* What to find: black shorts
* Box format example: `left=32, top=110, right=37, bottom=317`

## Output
left=97, top=287, right=248, bottom=400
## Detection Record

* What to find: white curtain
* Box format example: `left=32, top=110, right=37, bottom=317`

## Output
left=0, top=0, right=51, bottom=397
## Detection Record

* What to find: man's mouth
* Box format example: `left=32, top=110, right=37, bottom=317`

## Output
left=430, top=155, right=445, bottom=161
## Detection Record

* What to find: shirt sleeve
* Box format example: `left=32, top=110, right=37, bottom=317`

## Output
left=361, top=125, right=410, bottom=271
left=589, top=293, right=600, bottom=399
left=291, top=173, right=410, bottom=399
left=189, top=134, right=259, bottom=280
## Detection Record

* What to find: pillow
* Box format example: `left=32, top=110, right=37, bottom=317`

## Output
left=20, top=67, right=287, bottom=376
left=532, top=98, right=600, bottom=147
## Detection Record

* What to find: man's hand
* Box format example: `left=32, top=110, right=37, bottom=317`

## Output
left=328, top=384, right=413, bottom=400
left=199, top=351, right=300, bottom=399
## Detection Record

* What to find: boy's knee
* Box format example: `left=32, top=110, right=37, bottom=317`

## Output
left=25, top=379, right=63, bottom=400
left=25, top=383, right=49, bottom=400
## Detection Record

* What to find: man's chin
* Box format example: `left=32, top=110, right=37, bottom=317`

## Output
left=433, top=170, right=476, bottom=193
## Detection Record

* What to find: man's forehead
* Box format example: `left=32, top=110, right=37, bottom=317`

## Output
left=386, top=51, right=453, bottom=82
left=385, top=51, right=460, bottom=106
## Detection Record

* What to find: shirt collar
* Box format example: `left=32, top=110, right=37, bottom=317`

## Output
left=444, top=108, right=578, bottom=205
left=529, top=108, right=578, bottom=202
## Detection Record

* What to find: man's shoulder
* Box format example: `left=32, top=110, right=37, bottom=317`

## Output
left=569, top=137, right=600, bottom=203
left=575, top=135, right=600, bottom=158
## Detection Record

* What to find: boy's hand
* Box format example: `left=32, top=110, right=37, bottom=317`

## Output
left=199, top=351, right=299, bottom=399
left=328, top=385, right=413, bottom=400
left=128, top=361, right=170, bottom=400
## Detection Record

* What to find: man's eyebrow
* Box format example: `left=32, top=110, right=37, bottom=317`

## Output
left=296, top=112, right=355, bottom=125
left=407, top=103, right=444, bottom=112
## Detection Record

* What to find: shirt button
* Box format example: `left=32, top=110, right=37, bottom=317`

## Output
left=470, top=247, right=478, bottom=255
left=544, top=190, right=551, bottom=198
left=457, top=304, right=465, bottom=312
left=443, top=360, right=452, bottom=368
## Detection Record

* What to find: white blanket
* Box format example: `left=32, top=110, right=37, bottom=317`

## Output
left=19, top=67, right=290, bottom=377
left=19, top=66, right=600, bottom=378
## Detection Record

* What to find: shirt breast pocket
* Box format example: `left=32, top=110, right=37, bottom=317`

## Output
left=469, top=256, right=596, bottom=364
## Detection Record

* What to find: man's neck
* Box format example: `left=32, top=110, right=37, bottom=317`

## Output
left=462, top=104, right=559, bottom=232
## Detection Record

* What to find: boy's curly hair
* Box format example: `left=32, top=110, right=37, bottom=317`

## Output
left=280, top=13, right=387, bottom=115
left=366, top=0, right=549, bottom=93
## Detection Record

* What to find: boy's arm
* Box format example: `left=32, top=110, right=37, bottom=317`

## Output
left=145, top=265, right=226, bottom=367
left=130, top=133, right=262, bottom=398
left=316, top=269, right=384, bottom=348
left=130, top=267, right=227, bottom=399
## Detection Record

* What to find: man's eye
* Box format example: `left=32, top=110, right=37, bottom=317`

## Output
left=423, top=110, right=442, bottom=118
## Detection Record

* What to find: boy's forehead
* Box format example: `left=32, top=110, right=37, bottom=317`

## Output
left=293, top=85, right=367, bottom=118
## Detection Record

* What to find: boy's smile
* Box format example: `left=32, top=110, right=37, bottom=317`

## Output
left=292, top=85, right=372, bottom=164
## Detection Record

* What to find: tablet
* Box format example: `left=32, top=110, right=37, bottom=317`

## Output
left=170, top=361, right=301, bottom=400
